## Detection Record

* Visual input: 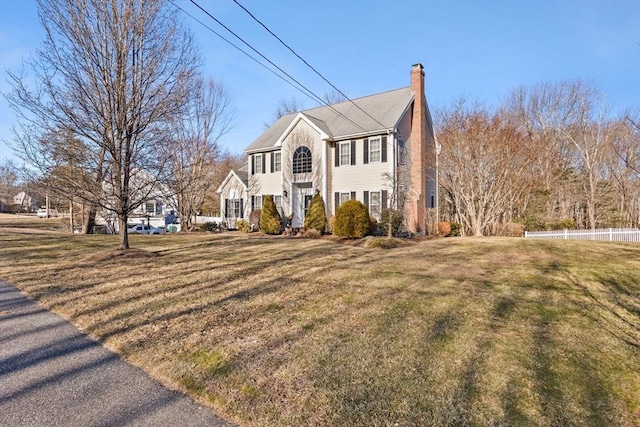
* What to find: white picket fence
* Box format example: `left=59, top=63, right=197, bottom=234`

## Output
left=524, top=228, right=640, bottom=242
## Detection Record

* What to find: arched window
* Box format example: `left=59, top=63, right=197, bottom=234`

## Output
left=292, top=146, right=312, bottom=174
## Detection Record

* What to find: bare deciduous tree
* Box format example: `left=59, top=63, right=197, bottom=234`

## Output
left=437, top=100, right=535, bottom=236
left=5, top=0, right=199, bottom=249
left=164, top=77, right=233, bottom=231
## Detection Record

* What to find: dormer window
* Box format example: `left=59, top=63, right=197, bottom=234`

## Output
left=292, top=146, right=312, bottom=174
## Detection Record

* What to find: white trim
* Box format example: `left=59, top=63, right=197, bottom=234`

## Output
left=216, top=169, right=247, bottom=194
left=277, top=113, right=330, bottom=146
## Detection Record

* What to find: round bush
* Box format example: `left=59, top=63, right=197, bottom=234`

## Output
left=304, top=193, right=327, bottom=232
left=334, top=200, right=371, bottom=239
left=260, top=195, right=282, bottom=235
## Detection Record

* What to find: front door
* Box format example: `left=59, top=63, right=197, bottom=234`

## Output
left=291, top=183, right=313, bottom=228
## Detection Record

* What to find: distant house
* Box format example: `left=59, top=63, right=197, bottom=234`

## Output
left=13, top=191, right=34, bottom=212
left=217, top=63, right=438, bottom=232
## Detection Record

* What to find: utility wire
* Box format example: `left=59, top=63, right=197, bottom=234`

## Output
left=168, top=0, right=319, bottom=105
left=232, top=0, right=388, bottom=130
left=188, top=0, right=369, bottom=133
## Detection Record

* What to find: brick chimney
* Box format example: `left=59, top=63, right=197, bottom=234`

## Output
left=407, top=63, right=427, bottom=232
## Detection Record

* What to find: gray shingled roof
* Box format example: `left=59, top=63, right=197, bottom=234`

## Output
left=235, top=162, right=248, bottom=186
left=245, top=86, right=414, bottom=153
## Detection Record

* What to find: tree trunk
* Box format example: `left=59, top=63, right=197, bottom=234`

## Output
left=119, top=216, right=129, bottom=250
left=82, top=205, right=96, bottom=234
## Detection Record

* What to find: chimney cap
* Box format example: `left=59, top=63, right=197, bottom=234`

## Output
left=412, top=63, right=424, bottom=71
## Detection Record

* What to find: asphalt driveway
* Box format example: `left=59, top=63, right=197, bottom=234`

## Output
left=0, top=279, right=234, bottom=427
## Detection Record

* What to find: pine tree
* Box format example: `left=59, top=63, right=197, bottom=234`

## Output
left=260, top=195, right=282, bottom=234
left=304, top=193, right=327, bottom=232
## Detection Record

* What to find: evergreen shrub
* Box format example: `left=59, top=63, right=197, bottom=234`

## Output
left=334, top=200, right=371, bottom=239
left=260, top=195, right=282, bottom=235
left=304, top=193, right=328, bottom=232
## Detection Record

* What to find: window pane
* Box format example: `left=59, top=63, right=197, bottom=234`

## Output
left=274, top=195, right=282, bottom=208
left=293, top=146, right=312, bottom=173
left=340, top=192, right=350, bottom=205
left=274, top=153, right=282, bottom=172
left=369, top=138, right=381, bottom=162
left=255, top=155, right=262, bottom=173
left=370, top=191, right=381, bottom=219
left=340, top=143, right=350, bottom=166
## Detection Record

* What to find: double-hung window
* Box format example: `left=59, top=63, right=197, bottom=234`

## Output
left=339, top=142, right=350, bottom=166
left=369, top=191, right=382, bottom=219
left=339, top=192, right=351, bottom=206
left=253, top=195, right=263, bottom=210
left=274, top=152, right=282, bottom=172
left=227, top=199, right=241, bottom=218
left=369, top=137, right=381, bottom=163
left=254, top=154, right=263, bottom=174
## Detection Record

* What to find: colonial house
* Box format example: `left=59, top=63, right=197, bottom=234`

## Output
left=218, top=63, right=438, bottom=233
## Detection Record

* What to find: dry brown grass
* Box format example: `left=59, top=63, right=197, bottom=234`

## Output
left=1, top=227, right=639, bottom=426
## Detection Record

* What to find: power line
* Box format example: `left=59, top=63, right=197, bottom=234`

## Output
left=167, top=0, right=319, bottom=105
left=184, top=0, right=369, bottom=133
left=232, top=0, right=388, bottom=130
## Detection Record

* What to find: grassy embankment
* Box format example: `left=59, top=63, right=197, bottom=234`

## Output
left=1, top=218, right=639, bottom=426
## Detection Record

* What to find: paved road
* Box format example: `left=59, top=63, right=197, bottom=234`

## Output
left=0, top=280, right=234, bottom=427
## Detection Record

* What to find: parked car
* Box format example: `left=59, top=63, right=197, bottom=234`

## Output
left=127, top=224, right=165, bottom=234
left=37, top=208, right=58, bottom=218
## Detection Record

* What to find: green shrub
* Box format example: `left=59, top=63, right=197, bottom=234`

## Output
left=379, top=208, right=404, bottom=237
left=260, top=195, right=282, bottom=235
left=236, top=219, right=251, bottom=233
left=199, top=222, right=219, bottom=233
left=304, top=193, right=327, bottom=232
left=550, top=218, right=576, bottom=230
left=334, top=200, right=371, bottom=239
left=450, top=222, right=461, bottom=237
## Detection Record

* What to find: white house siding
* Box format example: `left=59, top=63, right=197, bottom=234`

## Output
left=251, top=151, right=282, bottom=195
left=329, top=134, right=395, bottom=216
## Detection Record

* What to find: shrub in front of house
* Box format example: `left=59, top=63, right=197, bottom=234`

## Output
left=438, top=221, right=452, bottom=237
left=236, top=219, right=251, bottom=233
left=450, top=222, right=461, bottom=236
left=304, top=193, right=327, bottom=232
left=200, top=222, right=219, bottom=233
left=379, top=208, right=404, bottom=237
left=260, top=195, right=282, bottom=235
left=334, top=200, right=371, bottom=239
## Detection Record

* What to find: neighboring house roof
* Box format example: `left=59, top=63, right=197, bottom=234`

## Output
left=216, top=162, right=249, bottom=193
left=245, top=86, right=415, bottom=153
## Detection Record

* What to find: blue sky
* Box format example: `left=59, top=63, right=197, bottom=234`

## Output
left=1, top=0, right=639, bottom=163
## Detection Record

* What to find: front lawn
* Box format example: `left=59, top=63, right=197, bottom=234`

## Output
left=1, top=229, right=638, bottom=426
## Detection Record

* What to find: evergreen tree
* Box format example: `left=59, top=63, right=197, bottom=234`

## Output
left=260, top=195, right=282, bottom=234
left=304, top=192, right=327, bottom=232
